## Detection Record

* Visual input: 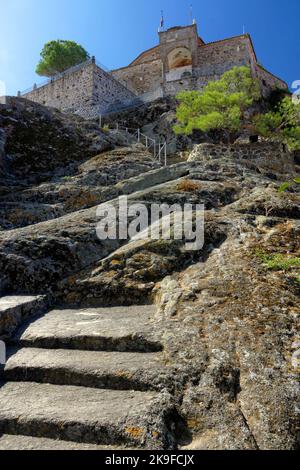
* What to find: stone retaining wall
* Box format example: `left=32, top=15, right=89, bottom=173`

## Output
left=188, top=142, right=295, bottom=176
left=23, top=62, right=137, bottom=119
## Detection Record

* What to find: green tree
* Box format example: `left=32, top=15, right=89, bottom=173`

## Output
left=36, top=40, right=90, bottom=77
left=174, top=66, right=261, bottom=143
left=254, top=96, right=300, bottom=151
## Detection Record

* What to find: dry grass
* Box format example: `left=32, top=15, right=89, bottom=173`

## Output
left=7, top=209, right=36, bottom=225
left=65, top=191, right=98, bottom=210
left=177, top=179, right=201, bottom=192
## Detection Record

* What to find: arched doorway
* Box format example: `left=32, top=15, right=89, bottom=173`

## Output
left=167, top=47, right=192, bottom=70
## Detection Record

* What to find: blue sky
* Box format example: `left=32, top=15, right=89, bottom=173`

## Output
left=1, top=0, right=299, bottom=95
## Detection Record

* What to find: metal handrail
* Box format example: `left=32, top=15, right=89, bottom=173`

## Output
left=20, top=58, right=95, bottom=95
left=103, top=121, right=167, bottom=166
left=19, top=55, right=163, bottom=118
left=20, top=57, right=139, bottom=98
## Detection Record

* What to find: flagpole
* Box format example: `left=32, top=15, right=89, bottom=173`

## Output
left=159, top=10, right=164, bottom=32
left=190, top=4, right=193, bottom=25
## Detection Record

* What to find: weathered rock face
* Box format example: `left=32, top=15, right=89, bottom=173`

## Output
left=0, top=145, right=160, bottom=230
left=103, top=97, right=201, bottom=156
left=155, top=220, right=300, bottom=450
left=0, top=97, right=118, bottom=183
left=0, top=98, right=299, bottom=450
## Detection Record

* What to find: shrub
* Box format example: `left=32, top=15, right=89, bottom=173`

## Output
left=254, top=96, right=300, bottom=151
left=257, top=251, right=300, bottom=271
left=174, top=66, right=261, bottom=143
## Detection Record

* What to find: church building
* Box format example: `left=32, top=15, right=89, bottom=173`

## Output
left=22, top=22, right=287, bottom=119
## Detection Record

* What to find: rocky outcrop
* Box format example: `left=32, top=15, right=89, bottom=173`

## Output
left=0, top=145, right=161, bottom=230
left=155, top=218, right=300, bottom=450
left=103, top=97, right=200, bottom=155
left=0, top=97, right=136, bottom=184
left=0, top=98, right=299, bottom=450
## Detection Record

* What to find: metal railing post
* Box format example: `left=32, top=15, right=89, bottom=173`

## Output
left=164, top=142, right=167, bottom=166
left=98, top=122, right=163, bottom=165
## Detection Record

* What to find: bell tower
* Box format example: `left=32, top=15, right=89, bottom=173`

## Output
left=159, top=23, right=201, bottom=81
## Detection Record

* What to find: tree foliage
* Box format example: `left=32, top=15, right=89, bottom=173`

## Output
left=278, top=178, right=300, bottom=193
left=36, top=40, right=90, bottom=77
left=254, top=97, right=300, bottom=151
left=174, top=66, right=261, bottom=142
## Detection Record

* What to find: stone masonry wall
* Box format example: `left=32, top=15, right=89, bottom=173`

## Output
left=23, top=62, right=95, bottom=113
left=255, top=65, right=288, bottom=97
left=164, top=36, right=287, bottom=97
left=112, top=37, right=253, bottom=97
left=22, top=29, right=288, bottom=117
left=112, top=60, right=163, bottom=95
left=164, top=37, right=254, bottom=95
left=23, top=61, right=137, bottom=119
left=196, top=37, right=253, bottom=77
left=87, top=64, right=137, bottom=117
left=188, top=142, right=295, bottom=176
left=111, top=34, right=287, bottom=98
left=130, top=46, right=161, bottom=65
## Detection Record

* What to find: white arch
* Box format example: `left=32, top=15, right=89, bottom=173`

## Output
left=167, top=47, right=192, bottom=70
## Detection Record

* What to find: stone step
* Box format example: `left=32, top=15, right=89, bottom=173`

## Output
left=3, top=347, right=173, bottom=392
left=0, top=382, right=175, bottom=448
left=0, top=434, right=130, bottom=451
left=12, top=305, right=161, bottom=352
left=0, top=295, right=47, bottom=340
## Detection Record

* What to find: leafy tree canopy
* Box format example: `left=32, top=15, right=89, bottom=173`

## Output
left=174, top=66, right=261, bottom=142
left=36, top=40, right=90, bottom=77
left=254, top=96, right=300, bottom=151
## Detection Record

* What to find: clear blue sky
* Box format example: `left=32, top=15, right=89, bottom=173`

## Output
left=1, top=0, right=299, bottom=95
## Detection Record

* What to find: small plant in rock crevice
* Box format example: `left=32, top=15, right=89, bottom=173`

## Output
left=256, top=250, right=300, bottom=271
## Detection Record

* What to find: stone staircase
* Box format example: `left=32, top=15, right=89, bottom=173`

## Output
left=0, top=305, right=177, bottom=450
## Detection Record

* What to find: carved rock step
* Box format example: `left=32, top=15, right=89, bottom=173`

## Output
left=12, top=305, right=161, bottom=352
left=0, top=434, right=130, bottom=450
left=3, top=347, right=174, bottom=392
left=0, top=382, right=175, bottom=448
left=0, top=295, right=47, bottom=340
